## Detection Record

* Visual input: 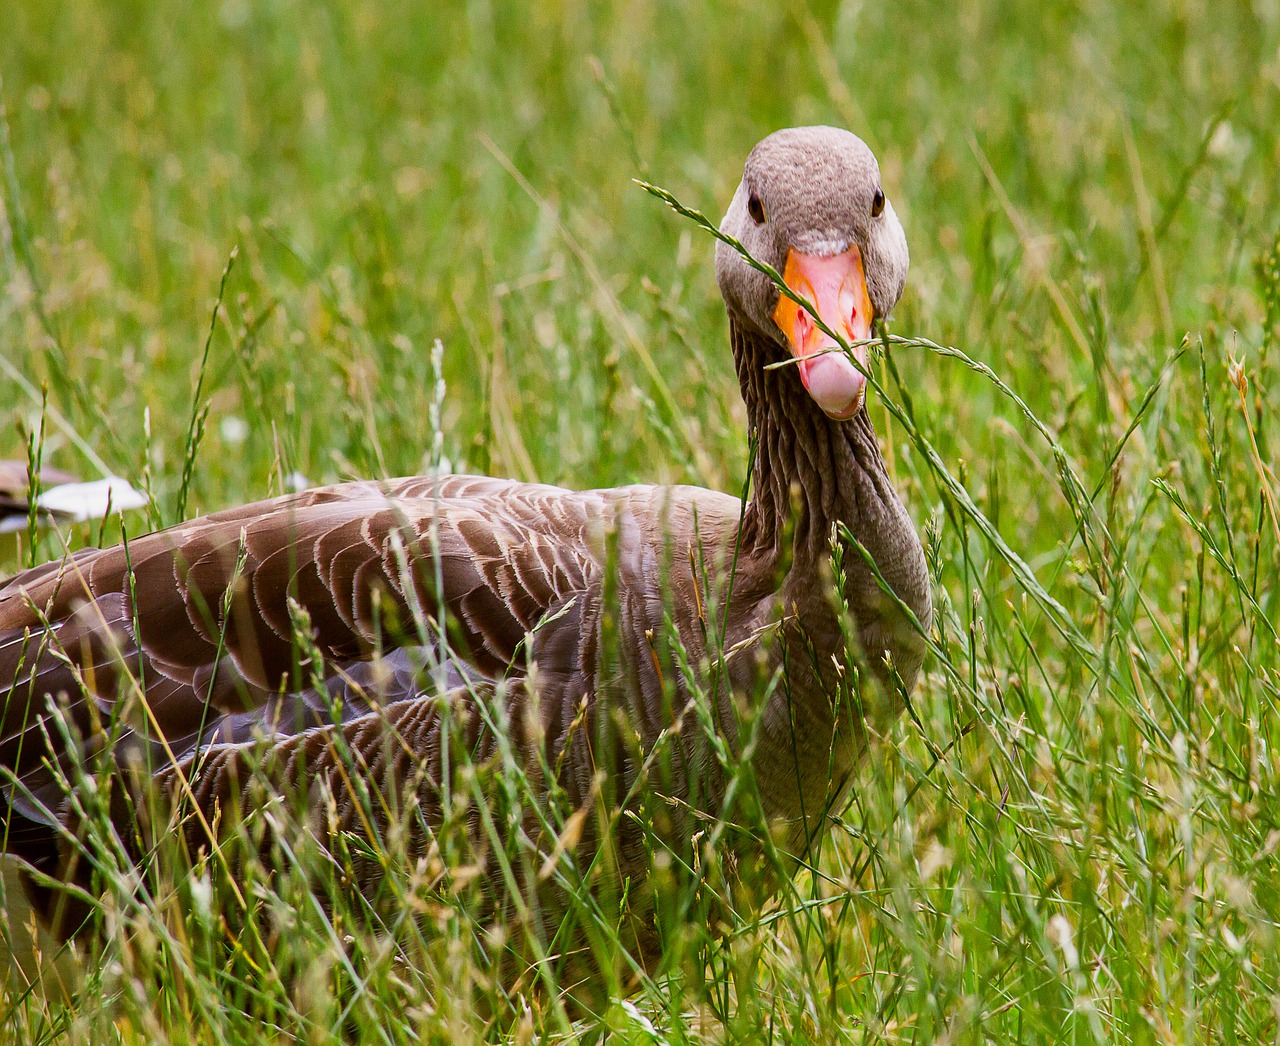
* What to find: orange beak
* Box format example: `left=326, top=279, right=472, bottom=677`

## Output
left=771, top=245, right=874, bottom=420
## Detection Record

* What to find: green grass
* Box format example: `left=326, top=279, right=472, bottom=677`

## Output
left=3, top=0, right=1280, bottom=1040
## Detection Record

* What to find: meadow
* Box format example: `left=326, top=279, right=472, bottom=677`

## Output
left=2, top=0, right=1280, bottom=1041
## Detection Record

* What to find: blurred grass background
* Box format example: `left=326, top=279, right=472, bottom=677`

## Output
left=2, top=0, right=1280, bottom=1041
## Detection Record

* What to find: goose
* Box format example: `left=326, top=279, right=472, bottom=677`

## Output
left=0, top=462, right=148, bottom=536
left=0, top=126, right=930, bottom=999
left=0, top=463, right=79, bottom=534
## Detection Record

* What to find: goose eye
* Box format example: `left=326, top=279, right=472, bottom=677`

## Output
left=747, top=193, right=766, bottom=224
left=870, top=187, right=885, bottom=218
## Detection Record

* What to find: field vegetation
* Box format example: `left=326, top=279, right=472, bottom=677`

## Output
left=2, top=0, right=1280, bottom=1041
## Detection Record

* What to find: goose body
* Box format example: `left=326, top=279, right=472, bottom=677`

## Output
left=0, top=127, right=930, bottom=993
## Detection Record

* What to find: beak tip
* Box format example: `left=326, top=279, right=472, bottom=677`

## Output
left=799, top=352, right=867, bottom=420
left=824, top=394, right=864, bottom=421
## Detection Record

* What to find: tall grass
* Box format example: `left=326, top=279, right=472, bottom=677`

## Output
left=2, top=0, right=1280, bottom=1040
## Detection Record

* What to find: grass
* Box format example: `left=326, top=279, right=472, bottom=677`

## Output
left=2, top=0, right=1280, bottom=1040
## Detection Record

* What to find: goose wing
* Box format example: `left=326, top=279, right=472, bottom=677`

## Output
left=0, top=475, right=607, bottom=839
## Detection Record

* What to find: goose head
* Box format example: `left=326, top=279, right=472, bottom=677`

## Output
left=716, top=126, right=909, bottom=420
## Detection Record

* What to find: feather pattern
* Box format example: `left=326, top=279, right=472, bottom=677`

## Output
left=0, top=478, right=745, bottom=866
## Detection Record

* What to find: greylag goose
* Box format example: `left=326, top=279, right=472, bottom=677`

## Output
left=0, top=463, right=79, bottom=534
left=0, top=126, right=930, bottom=996
left=0, top=462, right=147, bottom=536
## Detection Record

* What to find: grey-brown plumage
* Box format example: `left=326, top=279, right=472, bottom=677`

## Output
left=0, top=127, right=930, bottom=990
